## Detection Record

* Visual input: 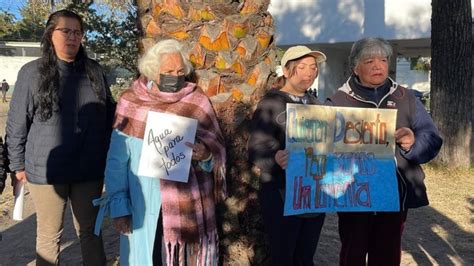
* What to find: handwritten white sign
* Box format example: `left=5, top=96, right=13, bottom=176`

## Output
left=137, top=111, right=198, bottom=183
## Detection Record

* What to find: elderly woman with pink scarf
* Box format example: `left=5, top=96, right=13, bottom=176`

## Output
left=94, top=39, right=226, bottom=265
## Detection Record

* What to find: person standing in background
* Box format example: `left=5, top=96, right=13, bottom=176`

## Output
left=6, top=10, right=115, bottom=265
left=1, top=79, right=9, bottom=103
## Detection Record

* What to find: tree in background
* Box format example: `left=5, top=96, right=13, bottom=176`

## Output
left=0, top=10, right=17, bottom=39
left=61, top=0, right=138, bottom=74
left=0, top=1, right=53, bottom=41
left=84, top=6, right=139, bottom=74
left=0, top=0, right=138, bottom=77
left=431, top=0, right=473, bottom=168
left=138, top=0, right=277, bottom=264
left=15, top=0, right=51, bottom=40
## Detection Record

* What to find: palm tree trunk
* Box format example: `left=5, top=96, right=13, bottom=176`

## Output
left=137, top=0, right=277, bottom=263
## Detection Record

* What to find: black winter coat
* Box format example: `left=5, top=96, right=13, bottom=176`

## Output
left=248, top=89, right=321, bottom=190
left=6, top=57, right=115, bottom=184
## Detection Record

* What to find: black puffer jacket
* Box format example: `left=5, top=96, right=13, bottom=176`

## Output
left=6, top=57, right=115, bottom=184
left=0, top=137, right=7, bottom=194
left=248, top=89, right=321, bottom=190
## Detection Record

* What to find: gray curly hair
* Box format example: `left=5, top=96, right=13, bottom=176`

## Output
left=138, top=39, right=193, bottom=80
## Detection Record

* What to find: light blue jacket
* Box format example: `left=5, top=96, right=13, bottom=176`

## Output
left=94, top=129, right=214, bottom=265
left=95, top=129, right=161, bottom=265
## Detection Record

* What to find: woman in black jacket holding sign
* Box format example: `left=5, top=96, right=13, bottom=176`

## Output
left=248, top=45, right=327, bottom=266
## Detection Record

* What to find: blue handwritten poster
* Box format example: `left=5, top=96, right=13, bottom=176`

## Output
left=137, top=111, right=198, bottom=183
left=284, top=104, right=400, bottom=215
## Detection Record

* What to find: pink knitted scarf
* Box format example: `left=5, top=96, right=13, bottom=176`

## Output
left=114, top=76, right=226, bottom=265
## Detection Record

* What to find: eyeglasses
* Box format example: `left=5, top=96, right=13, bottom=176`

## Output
left=54, top=28, right=83, bottom=38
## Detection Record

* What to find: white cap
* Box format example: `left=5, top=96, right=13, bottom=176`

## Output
left=281, top=45, right=327, bottom=67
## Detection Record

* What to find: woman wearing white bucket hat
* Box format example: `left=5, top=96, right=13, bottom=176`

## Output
left=248, top=45, right=327, bottom=266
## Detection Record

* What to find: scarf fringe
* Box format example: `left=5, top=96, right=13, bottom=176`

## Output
left=165, top=231, right=219, bottom=266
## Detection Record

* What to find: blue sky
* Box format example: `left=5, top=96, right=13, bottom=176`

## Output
left=1, top=0, right=120, bottom=22
left=0, top=0, right=25, bottom=20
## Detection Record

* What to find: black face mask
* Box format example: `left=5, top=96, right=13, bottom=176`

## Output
left=158, top=74, right=185, bottom=93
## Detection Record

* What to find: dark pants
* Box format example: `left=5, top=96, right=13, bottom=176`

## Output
left=338, top=211, right=408, bottom=266
left=259, top=182, right=325, bottom=266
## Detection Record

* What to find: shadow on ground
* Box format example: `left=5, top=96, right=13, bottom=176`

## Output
left=313, top=204, right=473, bottom=265
left=1, top=195, right=473, bottom=265
left=0, top=186, right=119, bottom=266
left=0, top=189, right=473, bottom=265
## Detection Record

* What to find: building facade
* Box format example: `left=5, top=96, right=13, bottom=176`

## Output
left=269, top=0, right=473, bottom=99
left=0, top=41, right=41, bottom=89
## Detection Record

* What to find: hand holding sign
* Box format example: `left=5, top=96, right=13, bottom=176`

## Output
left=185, top=142, right=211, bottom=161
left=395, top=127, right=415, bottom=152
left=275, top=150, right=289, bottom=170
left=112, top=216, right=132, bottom=235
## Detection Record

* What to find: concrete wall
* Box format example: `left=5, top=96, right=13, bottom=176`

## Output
left=395, top=58, right=430, bottom=92
left=0, top=56, right=39, bottom=88
left=318, top=46, right=351, bottom=100
left=268, top=0, right=445, bottom=98
left=0, top=42, right=41, bottom=89
left=268, top=0, right=472, bottom=45
left=268, top=0, right=474, bottom=97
